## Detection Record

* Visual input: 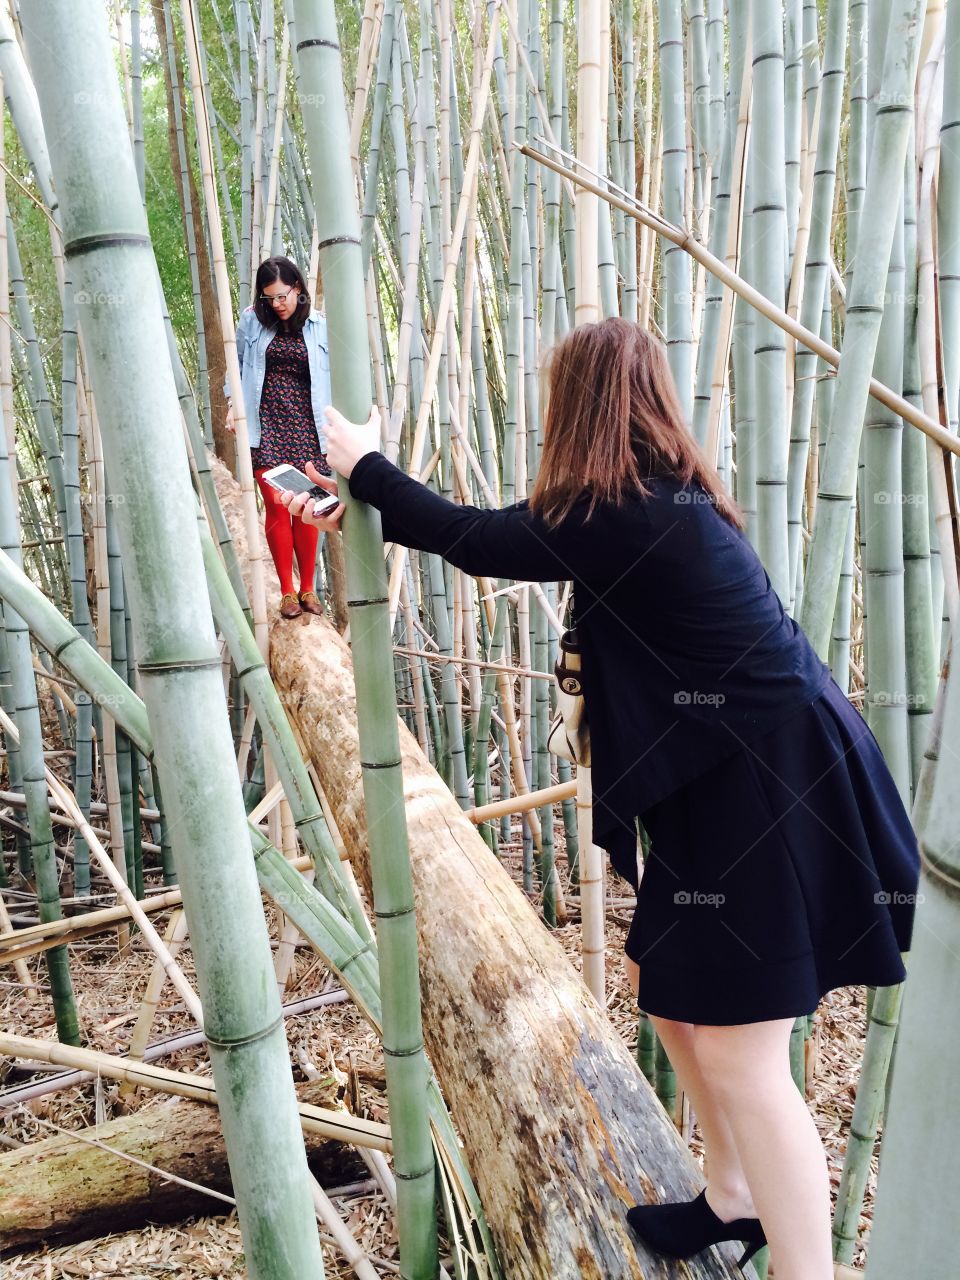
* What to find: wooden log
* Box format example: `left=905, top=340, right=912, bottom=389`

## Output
left=212, top=456, right=742, bottom=1278
left=0, top=1079, right=364, bottom=1254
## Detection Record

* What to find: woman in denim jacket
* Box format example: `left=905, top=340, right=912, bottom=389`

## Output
left=225, top=255, right=332, bottom=618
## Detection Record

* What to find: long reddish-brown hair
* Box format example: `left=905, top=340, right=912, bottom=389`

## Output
left=529, top=318, right=745, bottom=530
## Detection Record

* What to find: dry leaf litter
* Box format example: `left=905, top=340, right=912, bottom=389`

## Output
left=2, top=822, right=880, bottom=1277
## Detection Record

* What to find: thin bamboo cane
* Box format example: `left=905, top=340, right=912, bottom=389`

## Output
left=178, top=0, right=269, bottom=657
left=260, top=22, right=290, bottom=253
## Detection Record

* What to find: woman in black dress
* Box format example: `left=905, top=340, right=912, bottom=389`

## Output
left=225, top=256, right=333, bottom=619
left=282, top=318, right=920, bottom=1279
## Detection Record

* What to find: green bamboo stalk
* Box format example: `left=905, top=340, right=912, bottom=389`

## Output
left=831, top=979, right=906, bottom=1262
left=799, top=0, right=927, bottom=659
left=938, top=0, right=960, bottom=442
left=787, top=0, right=848, bottom=609
left=749, top=0, right=791, bottom=598
left=658, top=0, right=694, bottom=419
left=0, top=426, right=80, bottom=1046
left=289, top=1, right=439, bottom=1272
left=865, top=644, right=954, bottom=1271
left=21, top=6, right=327, bottom=1273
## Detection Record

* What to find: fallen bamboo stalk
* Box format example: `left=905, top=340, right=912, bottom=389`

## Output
left=0, top=1034, right=391, bottom=1152
left=0, top=789, right=160, bottom=823
left=0, top=989, right=349, bottom=1108
left=0, top=855, right=314, bottom=962
left=465, top=780, right=577, bottom=823
left=392, top=644, right=553, bottom=681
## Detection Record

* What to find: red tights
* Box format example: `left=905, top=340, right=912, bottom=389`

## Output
left=254, top=468, right=319, bottom=597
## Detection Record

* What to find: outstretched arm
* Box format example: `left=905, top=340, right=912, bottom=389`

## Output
left=347, top=450, right=588, bottom=582
left=282, top=405, right=647, bottom=588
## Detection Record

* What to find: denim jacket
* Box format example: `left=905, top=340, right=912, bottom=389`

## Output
left=223, top=305, right=332, bottom=451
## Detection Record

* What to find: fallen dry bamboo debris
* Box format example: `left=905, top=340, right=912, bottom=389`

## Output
left=0, top=1035, right=392, bottom=1153
left=0, top=856, right=314, bottom=963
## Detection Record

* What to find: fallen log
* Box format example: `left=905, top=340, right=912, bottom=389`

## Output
left=0, top=1077, right=364, bottom=1254
left=213, top=456, right=742, bottom=1278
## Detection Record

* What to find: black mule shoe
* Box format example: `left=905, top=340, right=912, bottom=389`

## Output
left=627, top=1188, right=767, bottom=1272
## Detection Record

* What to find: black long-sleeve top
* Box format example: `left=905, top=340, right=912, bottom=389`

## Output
left=348, top=450, right=831, bottom=880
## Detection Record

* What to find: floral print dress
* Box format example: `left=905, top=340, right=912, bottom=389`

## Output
left=250, top=328, right=332, bottom=476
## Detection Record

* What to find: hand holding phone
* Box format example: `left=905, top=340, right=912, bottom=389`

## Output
left=262, top=464, right=341, bottom=519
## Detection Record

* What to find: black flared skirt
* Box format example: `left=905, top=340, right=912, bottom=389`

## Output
left=625, top=676, right=921, bottom=1025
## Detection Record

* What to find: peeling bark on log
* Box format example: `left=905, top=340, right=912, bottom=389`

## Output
left=212, top=456, right=744, bottom=1278
left=0, top=1079, right=362, bottom=1254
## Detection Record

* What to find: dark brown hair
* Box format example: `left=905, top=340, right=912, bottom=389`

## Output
left=253, top=256, right=311, bottom=332
left=529, top=317, right=745, bottom=530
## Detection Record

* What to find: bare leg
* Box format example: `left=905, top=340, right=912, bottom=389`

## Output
left=692, top=1019, right=834, bottom=1280
left=624, top=955, right=755, bottom=1220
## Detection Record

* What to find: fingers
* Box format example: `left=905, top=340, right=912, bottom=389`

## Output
left=285, top=491, right=310, bottom=519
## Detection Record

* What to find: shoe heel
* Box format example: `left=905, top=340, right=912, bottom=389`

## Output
left=737, top=1240, right=764, bottom=1271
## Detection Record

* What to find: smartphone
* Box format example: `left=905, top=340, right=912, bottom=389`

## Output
left=261, top=464, right=340, bottom=518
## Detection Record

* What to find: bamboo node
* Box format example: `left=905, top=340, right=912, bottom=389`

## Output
left=205, top=1014, right=284, bottom=1050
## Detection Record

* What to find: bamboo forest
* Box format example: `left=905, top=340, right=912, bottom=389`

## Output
left=0, top=0, right=958, bottom=1275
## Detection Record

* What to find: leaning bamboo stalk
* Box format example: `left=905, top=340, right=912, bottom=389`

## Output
left=126, top=908, right=191, bottom=1065
left=518, top=143, right=960, bottom=460
left=0, top=1034, right=392, bottom=1152
left=309, top=1175, right=381, bottom=1280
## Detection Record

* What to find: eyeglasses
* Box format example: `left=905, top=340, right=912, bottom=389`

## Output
left=259, top=289, right=299, bottom=306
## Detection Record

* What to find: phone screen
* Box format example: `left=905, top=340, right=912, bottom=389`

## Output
left=264, top=465, right=323, bottom=497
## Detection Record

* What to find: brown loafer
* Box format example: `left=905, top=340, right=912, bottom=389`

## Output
left=280, top=592, right=302, bottom=619
left=298, top=590, right=323, bottom=616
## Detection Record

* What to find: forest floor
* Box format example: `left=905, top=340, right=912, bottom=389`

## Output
left=1, top=832, right=879, bottom=1278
